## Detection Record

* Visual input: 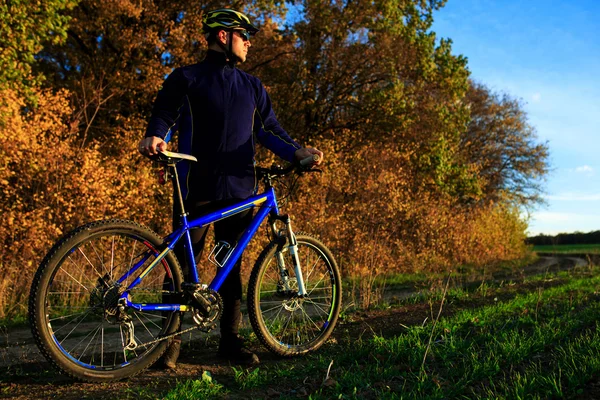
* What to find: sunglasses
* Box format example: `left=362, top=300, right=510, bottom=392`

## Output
left=234, top=30, right=251, bottom=42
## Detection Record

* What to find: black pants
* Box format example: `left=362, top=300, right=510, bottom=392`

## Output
left=173, top=198, right=253, bottom=339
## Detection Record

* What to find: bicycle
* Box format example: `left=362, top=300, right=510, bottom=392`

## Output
left=29, top=150, right=341, bottom=382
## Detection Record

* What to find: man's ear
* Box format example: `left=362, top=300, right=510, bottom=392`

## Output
left=217, top=30, right=228, bottom=45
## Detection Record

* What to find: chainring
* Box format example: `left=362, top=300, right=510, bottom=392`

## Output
left=191, top=288, right=223, bottom=330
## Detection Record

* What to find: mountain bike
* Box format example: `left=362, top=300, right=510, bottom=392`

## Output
left=29, top=150, right=341, bottom=382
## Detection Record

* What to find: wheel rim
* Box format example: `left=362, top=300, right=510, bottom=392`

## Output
left=44, top=231, right=176, bottom=370
left=257, top=241, right=337, bottom=349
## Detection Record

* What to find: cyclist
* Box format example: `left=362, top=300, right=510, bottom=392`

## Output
left=139, top=9, right=322, bottom=367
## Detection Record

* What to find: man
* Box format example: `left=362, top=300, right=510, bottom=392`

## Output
left=139, top=9, right=322, bottom=367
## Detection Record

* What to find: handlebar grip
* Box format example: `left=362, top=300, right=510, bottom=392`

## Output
left=299, top=154, right=320, bottom=167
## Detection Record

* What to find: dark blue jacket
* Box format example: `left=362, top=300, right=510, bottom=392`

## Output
left=146, top=50, right=300, bottom=201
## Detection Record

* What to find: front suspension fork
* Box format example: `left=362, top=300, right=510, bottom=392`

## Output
left=271, top=216, right=308, bottom=297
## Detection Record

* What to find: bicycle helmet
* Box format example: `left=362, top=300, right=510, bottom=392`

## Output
left=202, top=9, right=259, bottom=35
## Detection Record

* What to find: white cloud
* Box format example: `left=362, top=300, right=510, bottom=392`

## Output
left=532, top=92, right=541, bottom=102
left=575, top=165, right=594, bottom=174
left=533, top=211, right=573, bottom=222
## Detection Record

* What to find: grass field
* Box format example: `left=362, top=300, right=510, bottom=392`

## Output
left=152, top=267, right=600, bottom=399
left=533, top=243, right=600, bottom=253
left=4, top=259, right=599, bottom=399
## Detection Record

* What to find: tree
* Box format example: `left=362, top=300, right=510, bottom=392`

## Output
left=0, top=0, right=77, bottom=97
left=461, top=81, right=550, bottom=206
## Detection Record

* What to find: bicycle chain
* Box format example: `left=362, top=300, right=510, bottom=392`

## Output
left=135, top=323, right=215, bottom=350
left=133, top=289, right=222, bottom=350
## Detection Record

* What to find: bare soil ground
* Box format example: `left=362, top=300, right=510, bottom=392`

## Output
left=0, top=255, right=597, bottom=400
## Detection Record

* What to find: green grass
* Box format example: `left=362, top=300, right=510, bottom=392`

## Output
left=345, top=253, right=538, bottom=291
left=533, top=243, right=600, bottom=253
left=301, top=273, right=600, bottom=399
left=162, top=372, right=227, bottom=399
left=158, top=268, right=600, bottom=399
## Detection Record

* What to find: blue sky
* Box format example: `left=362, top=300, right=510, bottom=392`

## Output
left=430, top=0, right=600, bottom=236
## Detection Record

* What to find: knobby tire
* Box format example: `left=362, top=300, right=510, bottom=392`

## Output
left=29, top=219, right=183, bottom=382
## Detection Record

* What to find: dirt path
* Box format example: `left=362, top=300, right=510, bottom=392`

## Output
left=0, top=255, right=593, bottom=399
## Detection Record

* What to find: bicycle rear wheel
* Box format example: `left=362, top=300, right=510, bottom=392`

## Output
left=248, top=233, right=341, bottom=356
left=29, top=219, right=183, bottom=382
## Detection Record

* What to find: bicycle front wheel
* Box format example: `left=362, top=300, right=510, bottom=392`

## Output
left=29, top=219, right=183, bottom=382
left=248, top=233, right=341, bottom=356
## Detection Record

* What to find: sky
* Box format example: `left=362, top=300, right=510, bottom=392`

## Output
left=430, top=0, right=600, bottom=236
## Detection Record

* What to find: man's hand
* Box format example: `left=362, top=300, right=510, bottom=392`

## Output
left=294, top=147, right=324, bottom=166
left=139, top=136, right=167, bottom=157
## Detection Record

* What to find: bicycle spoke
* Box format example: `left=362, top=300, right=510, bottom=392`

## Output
left=110, top=235, right=115, bottom=278
left=60, top=263, right=91, bottom=292
left=304, top=255, right=322, bottom=282
left=49, top=310, right=91, bottom=323
left=261, top=303, right=286, bottom=314
left=48, top=291, right=89, bottom=295
left=119, top=325, right=127, bottom=363
left=101, top=320, right=105, bottom=368
left=264, top=266, right=279, bottom=285
left=303, top=299, right=329, bottom=315
left=56, top=309, right=93, bottom=339
left=134, top=312, right=156, bottom=339
left=305, top=287, right=331, bottom=293
left=136, top=311, right=166, bottom=329
left=91, top=242, right=108, bottom=277
left=128, top=240, right=138, bottom=280
left=78, top=247, right=105, bottom=280
left=78, top=324, right=102, bottom=362
left=307, top=274, right=327, bottom=297
left=279, top=311, right=294, bottom=340
left=268, top=305, right=286, bottom=333
left=300, top=307, right=320, bottom=331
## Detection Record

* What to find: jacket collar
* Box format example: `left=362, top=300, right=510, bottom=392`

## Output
left=204, top=49, right=235, bottom=68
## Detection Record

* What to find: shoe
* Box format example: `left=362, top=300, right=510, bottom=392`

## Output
left=218, top=335, right=259, bottom=366
left=161, top=336, right=181, bottom=370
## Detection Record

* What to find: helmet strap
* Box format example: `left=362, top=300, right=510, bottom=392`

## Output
left=215, top=31, right=237, bottom=66
left=228, top=31, right=235, bottom=64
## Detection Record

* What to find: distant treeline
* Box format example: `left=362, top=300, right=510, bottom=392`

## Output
left=527, top=231, right=600, bottom=246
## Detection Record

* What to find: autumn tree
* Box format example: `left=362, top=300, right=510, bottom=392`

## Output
left=461, top=81, right=549, bottom=206
left=0, top=0, right=77, bottom=97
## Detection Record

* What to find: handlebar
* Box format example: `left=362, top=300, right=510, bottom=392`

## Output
left=256, top=155, right=321, bottom=179
left=151, top=149, right=320, bottom=183
left=299, top=154, right=320, bottom=167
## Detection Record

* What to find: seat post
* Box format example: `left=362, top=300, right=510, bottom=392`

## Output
left=170, top=163, right=187, bottom=217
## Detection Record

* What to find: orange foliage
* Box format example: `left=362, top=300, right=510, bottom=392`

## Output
left=0, top=0, right=543, bottom=318
left=0, top=87, right=171, bottom=318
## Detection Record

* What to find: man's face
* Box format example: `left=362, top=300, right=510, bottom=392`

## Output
left=231, top=30, right=251, bottom=62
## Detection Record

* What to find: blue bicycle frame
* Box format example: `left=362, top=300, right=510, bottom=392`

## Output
left=117, top=187, right=281, bottom=313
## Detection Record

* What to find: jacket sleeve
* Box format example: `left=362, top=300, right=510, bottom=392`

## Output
left=145, top=68, right=187, bottom=141
left=253, top=80, right=301, bottom=163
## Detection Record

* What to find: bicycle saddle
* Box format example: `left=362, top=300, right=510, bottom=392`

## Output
left=155, top=150, right=198, bottom=163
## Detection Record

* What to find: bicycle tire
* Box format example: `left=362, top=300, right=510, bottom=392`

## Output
left=29, top=219, right=183, bottom=382
left=247, top=233, right=341, bottom=356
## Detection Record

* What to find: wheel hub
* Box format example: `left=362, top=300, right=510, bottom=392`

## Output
left=89, top=273, right=123, bottom=323
left=283, top=298, right=303, bottom=311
